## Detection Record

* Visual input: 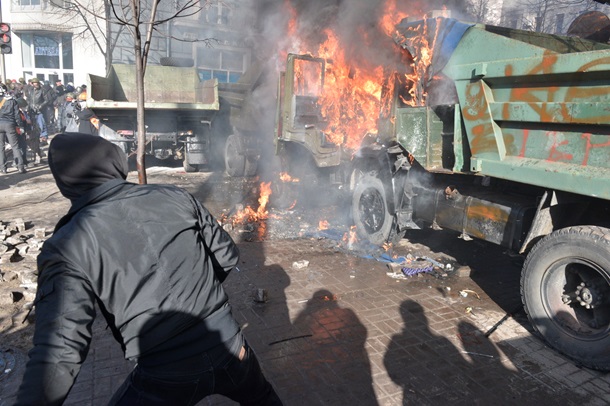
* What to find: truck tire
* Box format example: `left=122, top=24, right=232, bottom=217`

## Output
left=159, top=57, right=194, bottom=68
left=521, top=226, right=610, bottom=370
left=225, top=134, right=245, bottom=177
left=243, top=155, right=258, bottom=177
left=352, top=174, right=394, bottom=245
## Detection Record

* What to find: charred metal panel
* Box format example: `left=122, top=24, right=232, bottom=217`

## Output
left=412, top=186, right=536, bottom=249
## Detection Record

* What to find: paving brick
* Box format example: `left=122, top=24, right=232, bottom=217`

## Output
left=3, top=238, right=601, bottom=406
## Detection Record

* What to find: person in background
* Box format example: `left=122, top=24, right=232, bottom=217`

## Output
left=58, top=92, right=75, bottom=133
left=42, top=80, right=57, bottom=132
left=25, top=78, right=51, bottom=144
left=54, top=79, right=66, bottom=97
left=15, top=133, right=283, bottom=406
left=0, top=84, right=26, bottom=174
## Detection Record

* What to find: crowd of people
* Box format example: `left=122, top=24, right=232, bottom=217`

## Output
left=0, top=77, right=88, bottom=174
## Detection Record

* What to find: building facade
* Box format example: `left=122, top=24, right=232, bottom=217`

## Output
left=0, top=0, right=256, bottom=87
left=1, top=0, right=106, bottom=86
left=1, top=0, right=609, bottom=89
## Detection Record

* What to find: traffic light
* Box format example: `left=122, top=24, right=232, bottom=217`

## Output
left=0, top=23, right=12, bottom=54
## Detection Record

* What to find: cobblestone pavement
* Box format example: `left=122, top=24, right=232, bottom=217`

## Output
left=6, top=236, right=610, bottom=405
left=2, top=166, right=610, bottom=405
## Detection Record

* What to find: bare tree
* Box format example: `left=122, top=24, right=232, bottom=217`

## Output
left=468, top=0, right=491, bottom=23
left=50, top=0, right=123, bottom=73
left=515, top=0, right=605, bottom=32
left=107, top=0, right=205, bottom=183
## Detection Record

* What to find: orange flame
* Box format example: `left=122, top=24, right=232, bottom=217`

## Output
left=380, top=0, right=409, bottom=37
left=396, top=18, right=440, bottom=107
left=319, top=220, right=329, bottom=230
left=279, top=1, right=435, bottom=152
left=316, top=29, right=384, bottom=150
left=342, top=226, right=358, bottom=250
left=226, top=182, right=272, bottom=226
left=280, top=172, right=300, bottom=183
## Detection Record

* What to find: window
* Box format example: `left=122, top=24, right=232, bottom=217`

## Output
left=197, top=47, right=246, bottom=83
left=20, top=32, right=74, bottom=71
left=556, top=14, right=565, bottom=34
left=17, top=0, right=41, bottom=5
left=203, top=2, right=232, bottom=26
left=34, top=35, right=60, bottom=69
left=62, top=34, right=73, bottom=69
left=534, top=16, right=542, bottom=32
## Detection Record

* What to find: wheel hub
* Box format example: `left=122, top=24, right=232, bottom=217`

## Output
left=562, top=281, right=606, bottom=309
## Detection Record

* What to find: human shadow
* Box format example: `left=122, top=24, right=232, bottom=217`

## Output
left=383, top=299, right=603, bottom=404
left=384, top=300, right=521, bottom=404
left=290, top=289, right=378, bottom=405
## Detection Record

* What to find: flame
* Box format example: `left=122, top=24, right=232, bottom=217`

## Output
left=380, top=0, right=409, bottom=37
left=342, top=226, right=358, bottom=250
left=396, top=18, right=440, bottom=107
left=319, top=220, right=329, bottom=230
left=316, top=29, right=384, bottom=150
left=278, top=1, right=435, bottom=152
left=382, top=242, right=392, bottom=251
left=225, top=182, right=272, bottom=226
left=280, top=172, right=300, bottom=183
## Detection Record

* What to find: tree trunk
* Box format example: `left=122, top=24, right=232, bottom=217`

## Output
left=133, top=26, right=147, bottom=184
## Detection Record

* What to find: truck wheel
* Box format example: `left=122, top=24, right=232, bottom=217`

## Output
left=521, top=226, right=610, bottom=370
left=225, top=134, right=245, bottom=177
left=243, top=156, right=258, bottom=177
left=352, top=174, right=393, bottom=245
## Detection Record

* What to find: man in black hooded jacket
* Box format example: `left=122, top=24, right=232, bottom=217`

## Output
left=0, top=84, right=26, bottom=173
left=15, top=133, right=282, bottom=405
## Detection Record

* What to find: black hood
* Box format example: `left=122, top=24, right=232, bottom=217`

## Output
left=48, top=133, right=128, bottom=202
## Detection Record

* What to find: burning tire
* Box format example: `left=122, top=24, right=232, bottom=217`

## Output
left=352, top=174, right=393, bottom=245
left=521, top=226, right=610, bottom=370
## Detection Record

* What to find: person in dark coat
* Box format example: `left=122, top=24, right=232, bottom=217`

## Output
left=15, top=133, right=282, bottom=406
left=25, top=77, right=52, bottom=142
left=0, top=84, right=27, bottom=173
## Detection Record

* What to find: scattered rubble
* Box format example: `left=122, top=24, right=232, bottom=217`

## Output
left=0, top=218, right=50, bottom=347
left=253, top=288, right=268, bottom=303
left=292, top=260, right=310, bottom=270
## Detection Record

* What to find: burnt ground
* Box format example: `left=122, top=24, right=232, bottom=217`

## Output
left=4, top=151, right=607, bottom=405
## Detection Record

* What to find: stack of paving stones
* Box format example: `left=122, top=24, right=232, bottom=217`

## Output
left=0, top=218, right=47, bottom=319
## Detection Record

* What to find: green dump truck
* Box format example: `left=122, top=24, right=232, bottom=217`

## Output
left=87, top=64, right=219, bottom=171
left=275, top=17, right=610, bottom=370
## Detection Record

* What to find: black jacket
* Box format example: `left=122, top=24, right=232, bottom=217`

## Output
left=16, top=178, right=240, bottom=405
left=26, top=86, right=52, bottom=112
left=0, top=96, right=25, bottom=126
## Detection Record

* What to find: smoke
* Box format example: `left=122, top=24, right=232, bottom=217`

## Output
left=235, top=0, right=477, bottom=210
left=248, top=0, right=475, bottom=57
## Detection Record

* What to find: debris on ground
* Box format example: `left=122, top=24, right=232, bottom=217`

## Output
left=459, top=289, right=481, bottom=300
left=0, top=218, right=50, bottom=346
left=292, top=260, right=310, bottom=270
left=253, top=288, right=268, bottom=303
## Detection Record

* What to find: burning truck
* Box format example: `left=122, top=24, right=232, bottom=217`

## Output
left=272, top=15, right=610, bottom=371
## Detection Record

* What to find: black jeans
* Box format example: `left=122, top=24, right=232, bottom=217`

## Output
left=109, top=333, right=283, bottom=406
left=0, top=121, right=25, bottom=171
